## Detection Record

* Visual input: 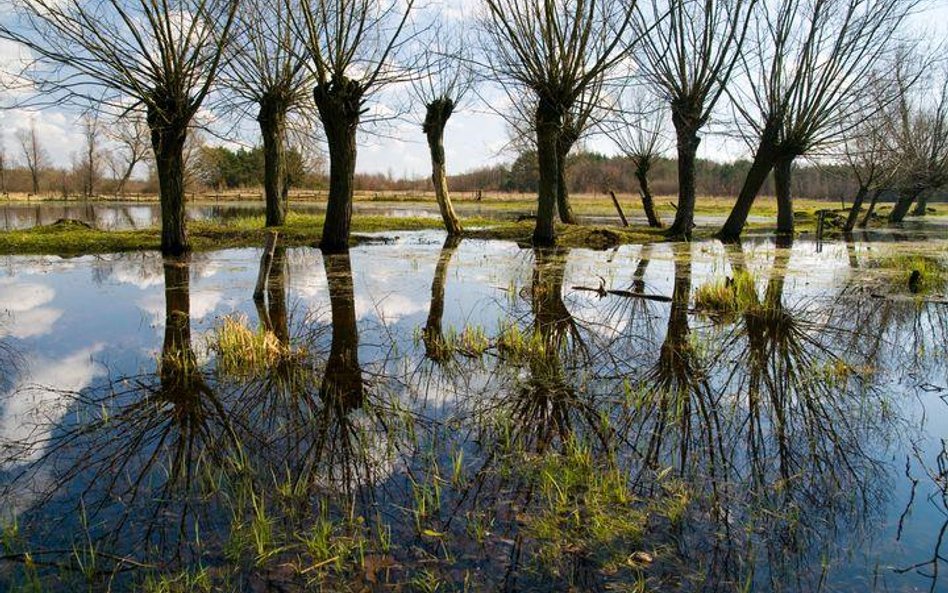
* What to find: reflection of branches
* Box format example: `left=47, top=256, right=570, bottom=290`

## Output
left=638, top=243, right=719, bottom=474
left=896, top=437, right=948, bottom=591
left=0, top=256, right=240, bottom=569
left=514, top=247, right=603, bottom=452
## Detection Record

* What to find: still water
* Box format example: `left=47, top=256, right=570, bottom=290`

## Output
left=0, top=232, right=945, bottom=591
left=0, top=200, right=525, bottom=230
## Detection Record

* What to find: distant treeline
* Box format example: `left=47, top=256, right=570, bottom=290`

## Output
left=355, top=150, right=948, bottom=202
left=4, top=143, right=945, bottom=203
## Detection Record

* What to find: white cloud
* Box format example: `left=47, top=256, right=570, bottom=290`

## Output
left=0, top=279, right=62, bottom=338
left=0, top=344, right=105, bottom=463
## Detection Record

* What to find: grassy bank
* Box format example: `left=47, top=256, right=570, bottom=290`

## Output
left=0, top=214, right=671, bottom=255
left=0, top=203, right=937, bottom=256
left=0, top=214, right=456, bottom=256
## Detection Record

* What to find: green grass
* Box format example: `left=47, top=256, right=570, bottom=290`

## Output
left=0, top=214, right=482, bottom=256
left=0, top=199, right=941, bottom=257
left=208, top=314, right=304, bottom=378
left=693, top=271, right=760, bottom=321
left=870, top=253, right=948, bottom=295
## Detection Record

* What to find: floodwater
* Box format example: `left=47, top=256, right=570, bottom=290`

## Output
left=0, top=231, right=946, bottom=592
left=0, top=199, right=854, bottom=230
left=0, top=200, right=525, bottom=230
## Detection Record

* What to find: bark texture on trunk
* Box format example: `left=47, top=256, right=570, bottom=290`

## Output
left=533, top=100, right=562, bottom=246
left=148, top=107, right=190, bottom=256
left=424, top=98, right=462, bottom=236
left=774, top=155, right=794, bottom=235
left=258, top=95, right=289, bottom=227
left=860, top=188, right=882, bottom=228
left=718, top=139, right=778, bottom=241
left=314, top=78, right=363, bottom=253
left=911, top=190, right=928, bottom=216
left=843, top=186, right=869, bottom=232
left=667, top=101, right=703, bottom=237
left=635, top=159, right=662, bottom=228
left=554, top=127, right=578, bottom=224
left=888, top=187, right=923, bottom=223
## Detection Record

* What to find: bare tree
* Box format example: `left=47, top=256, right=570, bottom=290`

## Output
left=479, top=0, right=639, bottom=245
left=718, top=0, right=921, bottom=240
left=221, top=0, right=312, bottom=226
left=0, top=136, right=8, bottom=195
left=608, top=88, right=671, bottom=228
left=839, top=85, right=898, bottom=232
left=888, top=63, right=948, bottom=222
left=77, top=112, right=102, bottom=198
left=107, top=111, right=152, bottom=197
left=295, top=0, right=418, bottom=252
left=555, top=78, right=606, bottom=224
left=0, top=0, right=240, bottom=254
left=633, top=0, right=757, bottom=237
left=412, top=23, right=473, bottom=236
left=16, top=121, right=47, bottom=195
left=494, top=80, right=606, bottom=225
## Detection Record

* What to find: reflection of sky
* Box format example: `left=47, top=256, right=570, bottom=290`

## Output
left=0, top=233, right=945, bottom=588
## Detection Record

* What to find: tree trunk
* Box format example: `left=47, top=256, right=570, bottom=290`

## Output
left=424, top=99, right=462, bottom=235
left=843, top=185, right=869, bottom=232
left=533, top=101, right=561, bottom=246
left=774, top=155, right=794, bottom=235
left=314, top=79, right=363, bottom=253
left=888, top=187, right=923, bottom=223
left=717, top=140, right=777, bottom=241
left=258, top=96, right=289, bottom=227
left=635, top=160, right=662, bottom=228
left=555, top=130, right=577, bottom=224
left=667, top=123, right=700, bottom=237
left=911, top=190, right=928, bottom=216
left=860, top=188, right=882, bottom=228
left=115, top=159, right=138, bottom=197
left=148, top=111, right=190, bottom=256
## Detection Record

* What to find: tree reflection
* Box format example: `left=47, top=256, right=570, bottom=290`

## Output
left=254, top=243, right=290, bottom=345
left=635, top=239, right=893, bottom=590
left=422, top=235, right=461, bottom=362
left=0, top=255, right=240, bottom=575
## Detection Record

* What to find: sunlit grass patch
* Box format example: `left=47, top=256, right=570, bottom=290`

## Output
left=208, top=314, right=305, bottom=377
left=693, top=270, right=760, bottom=321
left=870, top=253, right=948, bottom=295
left=518, top=439, right=651, bottom=573
left=142, top=568, right=213, bottom=593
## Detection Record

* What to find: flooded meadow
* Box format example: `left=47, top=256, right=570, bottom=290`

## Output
left=0, top=231, right=946, bottom=592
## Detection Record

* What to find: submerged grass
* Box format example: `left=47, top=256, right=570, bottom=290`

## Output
left=208, top=314, right=304, bottom=378
left=870, top=253, right=948, bottom=295
left=693, top=270, right=760, bottom=321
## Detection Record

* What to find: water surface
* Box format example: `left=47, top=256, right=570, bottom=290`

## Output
left=0, top=232, right=946, bottom=591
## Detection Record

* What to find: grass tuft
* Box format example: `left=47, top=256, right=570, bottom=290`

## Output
left=693, top=271, right=760, bottom=321
left=208, top=314, right=303, bottom=377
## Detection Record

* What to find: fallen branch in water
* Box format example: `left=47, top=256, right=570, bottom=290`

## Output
left=572, top=284, right=672, bottom=302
